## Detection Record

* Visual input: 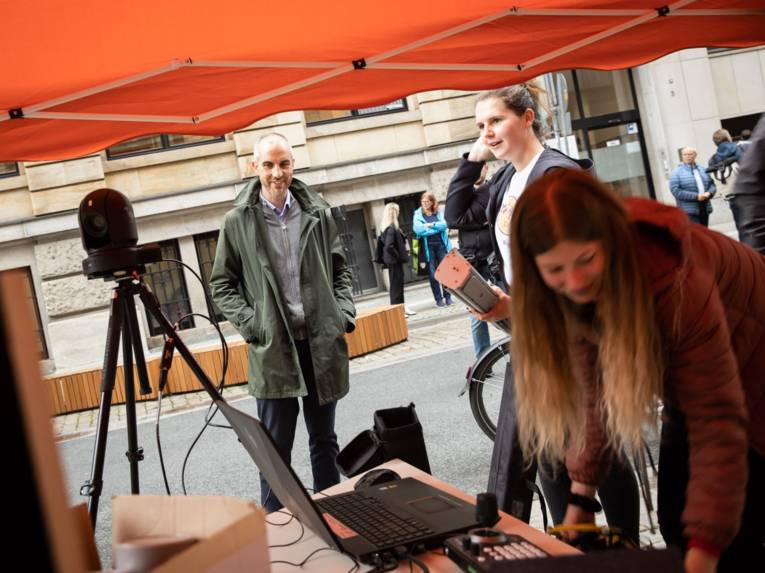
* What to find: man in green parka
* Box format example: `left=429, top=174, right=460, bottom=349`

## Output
left=210, top=133, right=356, bottom=512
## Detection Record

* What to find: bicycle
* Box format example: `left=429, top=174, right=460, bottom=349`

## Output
left=461, top=336, right=511, bottom=441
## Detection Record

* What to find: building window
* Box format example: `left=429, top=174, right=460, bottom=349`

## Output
left=0, top=162, right=19, bottom=178
left=142, top=240, right=195, bottom=336
left=193, top=231, right=226, bottom=322
left=106, top=133, right=225, bottom=159
left=305, top=98, right=408, bottom=125
left=17, top=268, right=48, bottom=359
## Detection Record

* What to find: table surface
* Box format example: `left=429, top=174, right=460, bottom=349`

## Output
left=267, top=459, right=579, bottom=572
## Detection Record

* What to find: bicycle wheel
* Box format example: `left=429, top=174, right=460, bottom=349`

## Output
left=468, top=337, right=511, bottom=441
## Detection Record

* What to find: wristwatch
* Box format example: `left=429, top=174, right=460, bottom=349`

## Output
left=567, top=492, right=603, bottom=514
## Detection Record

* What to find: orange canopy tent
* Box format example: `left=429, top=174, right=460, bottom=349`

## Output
left=1, top=0, right=763, bottom=161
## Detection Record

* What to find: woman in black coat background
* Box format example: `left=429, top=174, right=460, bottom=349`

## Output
left=380, top=202, right=415, bottom=316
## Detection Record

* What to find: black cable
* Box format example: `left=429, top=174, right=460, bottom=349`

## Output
left=267, top=513, right=306, bottom=548
left=527, top=480, right=549, bottom=532
left=141, top=257, right=232, bottom=497
left=408, top=554, right=430, bottom=573
left=155, top=389, right=172, bottom=495
left=265, top=509, right=296, bottom=527
left=269, top=546, right=337, bottom=567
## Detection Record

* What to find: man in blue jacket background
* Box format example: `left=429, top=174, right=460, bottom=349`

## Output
left=669, top=147, right=716, bottom=226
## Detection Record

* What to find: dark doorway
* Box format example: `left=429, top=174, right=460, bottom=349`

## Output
left=335, top=209, right=377, bottom=295
left=722, top=112, right=763, bottom=140
left=386, top=192, right=428, bottom=284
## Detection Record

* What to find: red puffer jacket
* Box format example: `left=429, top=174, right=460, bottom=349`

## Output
left=565, top=197, right=764, bottom=551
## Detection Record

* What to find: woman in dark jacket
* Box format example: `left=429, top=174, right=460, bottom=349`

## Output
left=445, top=83, right=640, bottom=542
left=379, top=202, right=414, bottom=315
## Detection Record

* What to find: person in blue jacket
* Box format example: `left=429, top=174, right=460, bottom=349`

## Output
left=669, top=147, right=716, bottom=227
left=413, top=192, right=453, bottom=307
left=711, top=128, right=743, bottom=164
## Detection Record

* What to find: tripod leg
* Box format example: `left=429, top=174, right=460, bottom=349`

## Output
left=121, top=294, right=143, bottom=495
left=138, top=285, right=222, bottom=402
left=82, top=290, right=122, bottom=528
left=124, top=286, right=152, bottom=396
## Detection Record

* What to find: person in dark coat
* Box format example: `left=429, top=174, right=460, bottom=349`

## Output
left=445, top=162, right=495, bottom=356
left=446, top=82, right=640, bottom=541
left=379, top=202, right=415, bottom=315
left=730, top=116, right=765, bottom=253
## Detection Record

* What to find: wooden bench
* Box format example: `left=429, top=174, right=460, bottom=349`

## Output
left=45, top=304, right=407, bottom=416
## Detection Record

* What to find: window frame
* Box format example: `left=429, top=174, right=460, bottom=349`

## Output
left=142, top=239, right=196, bottom=336
left=192, top=231, right=226, bottom=323
left=0, top=161, right=19, bottom=178
left=305, top=98, right=409, bottom=126
left=105, top=134, right=226, bottom=160
left=16, top=267, right=48, bottom=359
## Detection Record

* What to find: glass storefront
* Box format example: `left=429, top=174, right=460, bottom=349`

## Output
left=548, top=69, right=654, bottom=198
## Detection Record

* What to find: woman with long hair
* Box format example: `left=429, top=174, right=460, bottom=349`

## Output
left=379, top=202, right=415, bottom=316
left=491, top=168, right=763, bottom=572
left=413, top=192, right=453, bottom=307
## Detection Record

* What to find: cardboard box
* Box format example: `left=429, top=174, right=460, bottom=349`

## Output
left=112, top=495, right=270, bottom=573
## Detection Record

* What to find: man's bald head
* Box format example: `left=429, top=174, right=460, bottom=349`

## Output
left=252, top=132, right=295, bottom=205
left=253, top=132, right=293, bottom=162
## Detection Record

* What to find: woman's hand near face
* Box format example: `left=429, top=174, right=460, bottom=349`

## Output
left=468, top=137, right=495, bottom=163
left=469, top=286, right=511, bottom=322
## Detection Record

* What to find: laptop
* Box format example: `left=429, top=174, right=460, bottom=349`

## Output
left=216, top=400, right=481, bottom=563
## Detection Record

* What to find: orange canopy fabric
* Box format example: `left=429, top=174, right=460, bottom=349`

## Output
left=1, top=0, right=763, bottom=161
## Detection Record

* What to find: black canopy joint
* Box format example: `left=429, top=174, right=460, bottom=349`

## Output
left=656, top=5, right=670, bottom=17
left=9, top=108, right=23, bottom=119
left=352, top=58, right=367, bottom=70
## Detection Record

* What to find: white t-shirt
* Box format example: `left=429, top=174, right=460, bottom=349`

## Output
left=495, top=148, right=545, bottom=285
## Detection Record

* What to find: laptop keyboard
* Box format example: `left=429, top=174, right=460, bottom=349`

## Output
left=316, top=492, right=434, bottom=547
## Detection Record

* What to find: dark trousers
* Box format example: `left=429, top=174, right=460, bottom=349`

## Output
left=538, top=458, right=640, bottom=543
left=389, top=263, right=405, bottom=305
left=426, top=241, right=451, bottom=303
left=687, top=202, right=709, bottom=227
left=488, top=363, right=640, bottom=540
left=256, top=339, right=340, bottom=512
left=729, top=194, right=765, bottom=255
left=658, top=407, right=765, bottom=570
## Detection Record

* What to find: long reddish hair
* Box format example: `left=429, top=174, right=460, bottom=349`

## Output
left=510, top=169, right=663, bottom=464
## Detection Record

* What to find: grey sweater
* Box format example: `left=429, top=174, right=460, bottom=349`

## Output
left=261, top=198, right=307, bottom=340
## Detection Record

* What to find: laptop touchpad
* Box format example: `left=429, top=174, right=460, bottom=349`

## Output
left=406, top=495, right=460, bottom=514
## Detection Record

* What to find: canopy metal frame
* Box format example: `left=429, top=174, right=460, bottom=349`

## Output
left=3, top=1, right=763, bottom=126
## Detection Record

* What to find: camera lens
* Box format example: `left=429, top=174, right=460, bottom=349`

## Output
left=84, top=212, right=108, bottom=238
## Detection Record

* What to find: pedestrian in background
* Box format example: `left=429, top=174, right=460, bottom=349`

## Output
left=730, top=117, right=765, bottom=253
left=445, top=161, right=494, bottom=357
left=413, top=192, right=454, bottom=307
left=669, top=147, right=716, bottom=226
left=379, top=202, right=416, bottom=317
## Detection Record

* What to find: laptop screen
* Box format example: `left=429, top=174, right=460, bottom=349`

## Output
left=216, top=400, right=341, bottom=551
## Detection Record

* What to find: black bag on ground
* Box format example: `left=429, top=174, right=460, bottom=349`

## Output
left=336, top=402, right=431, bottom=477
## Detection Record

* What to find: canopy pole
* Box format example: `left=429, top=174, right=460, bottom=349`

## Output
left=0, top=60, right=185, bottom=123
left=520, top=0, right=698, bottom=71
left=197, top=6, right=517, bottom=123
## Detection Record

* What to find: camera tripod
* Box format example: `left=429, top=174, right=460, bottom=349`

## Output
left=80, top=270, right=223, bottom=528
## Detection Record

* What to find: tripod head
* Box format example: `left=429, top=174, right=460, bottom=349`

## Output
left=78, top=188, right=162, bottom=280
